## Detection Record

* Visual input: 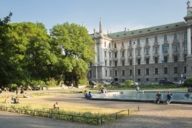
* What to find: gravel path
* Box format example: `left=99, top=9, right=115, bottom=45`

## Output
left=0, top=91, right=192, bottom=128
left=0, top=111, right=97, bottom=128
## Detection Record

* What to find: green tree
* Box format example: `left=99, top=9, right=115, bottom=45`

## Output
left=50, top=23, right=94, bottom=87
left=0, top=12, right=14, bottom=86
left=0, top=22, right=56, bottom=87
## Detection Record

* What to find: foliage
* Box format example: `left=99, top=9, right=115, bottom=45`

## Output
left=8, top=83, right=18, bottom=91
left=50, top=23, right=95, bottom=87
left=46, top=78, right=58, bottom=87
left=0, top=104, right=128, bottom=125
left=121, top=80, right=135, bottom=88
left=183, top=77, right=192, bottom=87
left=0, top=14, right=94, bottom=89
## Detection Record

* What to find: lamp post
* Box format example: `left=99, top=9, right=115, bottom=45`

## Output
left=133, top=42, right=136, bottom=86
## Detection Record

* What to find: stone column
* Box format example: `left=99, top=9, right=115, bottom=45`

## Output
left=187, top=26, right=192, bottom=56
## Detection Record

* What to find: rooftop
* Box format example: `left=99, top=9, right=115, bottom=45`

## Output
left=107, top=22, right=187, bottom=39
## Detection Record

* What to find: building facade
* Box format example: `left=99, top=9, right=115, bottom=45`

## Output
left=89, top=2, right=192, bottom=85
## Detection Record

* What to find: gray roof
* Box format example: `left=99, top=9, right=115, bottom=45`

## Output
left=107, top=22, right=187, bottom=39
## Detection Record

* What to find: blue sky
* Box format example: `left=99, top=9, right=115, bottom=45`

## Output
left=0, top=0, right=188, bottom=33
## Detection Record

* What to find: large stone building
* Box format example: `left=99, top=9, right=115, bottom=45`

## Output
left=89, top=2, right=192, bottom=85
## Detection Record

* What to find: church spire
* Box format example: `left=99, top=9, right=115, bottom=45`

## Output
left=187, top=0, right=191, bottom=8
left=99, top=17, right=102, bottom=33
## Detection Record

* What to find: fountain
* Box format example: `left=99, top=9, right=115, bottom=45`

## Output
left=91, top=90, right=192, bottom=104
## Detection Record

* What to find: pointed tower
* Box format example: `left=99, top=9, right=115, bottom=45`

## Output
left=99, top=17, right=103, bottom=33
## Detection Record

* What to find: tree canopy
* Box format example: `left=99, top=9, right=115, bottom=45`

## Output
left=50, top=23, right=94, bottom=87
left=0, top=14, right=94, bottom=88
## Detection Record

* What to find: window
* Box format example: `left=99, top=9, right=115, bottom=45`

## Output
left=172, top=45, right=178, bottom=53
left=174, top=67, right=178, bottom=74
left=174, top=77, right=178, bottom=81
left=89, top=71, right=92, bottom=78
left=115, top=61, right=118, bottom=67
left=121, top=51, right=125, bottom=57
left=129, top=50, right=132, bottom=57
left=137, top=39, right=140, bottom=45
left=155, top=68, right=158, bottom=75
left=164, top=56, right=168, bottom=63
left=164, top=67, right=168, bottom=74
left=174, top=56, right=178, bottom=62
left=138, top=78, right=141, bottom=82
left=130, top=70, right=132, bottom=76
left=122, top=70, right=125, bottom=76
left=163, top=44, right=169, bottom=54
left=104, top=51, right=107, bottom=57
left=184, top=54, right=187, bottom=62
left=114, top=43, right=117, bottom=48
left=105, top=70, right=107, bottom=77
left=146, top=78, right=149, bottom=81
left=115, top=70, right=117, bottom=76
left=122, top=42, right=124, bottom=48
left=105, top=60, right=107, bottom=66
left=129, top=41, right=132, bottom=46
left=155, top=78, right=158, bottom=82
left=110, top=70, right=112, bottom=77
left=137, top=59, right=141, bottom=65
left=154, top=57, right=158, bottom=64
left=184, top=66, right=187, bottom=73
left=146, top=58, right=150, bottom=64
left=129, top=59, right=132, bottom=65
left=109, top=61, right=112, bottom=66
left=145, top=48, right=150, bottom=55
left=154, top=47, right=158, bottom=54
left=137, top=49, right=141, bottom=56
left=121, top=60, right=125, bottom=66
left=109, top=43, right=111, bottom=48
left=164, top=34, right=167, bottom=42
left=114, top=52, right=118, bottom=58
left=109, top=52, right=111, bottom=58
left=146, top=68, right=149, bottom=75
left=146, top=38, right=149, bottom=44
left=138, top=69, right=141, bottom=76
left=155, top=36, right=158, bottom=42
left=174, top=33, right=177, bottom=40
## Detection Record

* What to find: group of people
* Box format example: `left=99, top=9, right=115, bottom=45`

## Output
left=84, top=90, right=92, bottom=99
left=156, top=91, right=172, bottom=104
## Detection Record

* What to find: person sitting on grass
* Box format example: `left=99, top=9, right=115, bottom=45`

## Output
left=11, top=96, right=19, bottom=104
left=53, top=102, right=59, bottom=110
left=156, top=92, right=162, bottom=104
left=85, top=91, right=92, bottom=99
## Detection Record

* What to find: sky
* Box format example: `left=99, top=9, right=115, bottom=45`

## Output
left=0, top=0, right=189, bottom=33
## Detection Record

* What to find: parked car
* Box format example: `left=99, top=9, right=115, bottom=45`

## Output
left=188, top=87, right=192, bottom=92
left=111, top=81, right=120, bottom=86
left=89, top=81, right=97, bottom=86
left=159, top=80, right=174, bottom=85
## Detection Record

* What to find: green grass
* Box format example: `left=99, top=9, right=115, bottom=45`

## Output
left=0, top=104, right=130, bottom=125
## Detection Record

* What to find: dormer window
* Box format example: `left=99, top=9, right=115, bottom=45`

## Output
left=121, top=42, right=124, bottom=48
left=146, top=38, right=149, bottom=45
left=114, top=43, right=117, bottom=48
left=137, top=39, right=140, bottom=46
left=155, top=36, right=158, bottom=43
left=164, top=34, right=167, bottom=42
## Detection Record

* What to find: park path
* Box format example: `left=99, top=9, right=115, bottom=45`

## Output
left=0, top=111, right=97, bottom=128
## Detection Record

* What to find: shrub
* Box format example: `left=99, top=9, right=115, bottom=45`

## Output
left=183, top=77, right=192, bottom=87
left=121, top=80, right=134, bottom=88
left=9, top=84, right=17, bottom=91
left=46, top=78, right=58, bottom=87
